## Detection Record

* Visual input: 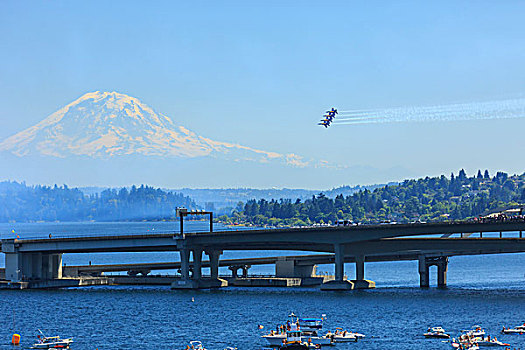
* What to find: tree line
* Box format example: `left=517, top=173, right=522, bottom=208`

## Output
left=221, top=170, right=525, bottom=226
left=0, top=182, right=196, bottom=222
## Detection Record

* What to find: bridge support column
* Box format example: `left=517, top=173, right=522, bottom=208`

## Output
left=206, top=250, right=222, bottom=280
left=419, top=256, right=448, bottom=288
left=334, top=243, right=344, bottom=281
left=171, top=248, right=202, bottom=289
left=4, top=251, right=63, bottom=283
left=321, top=243, right=354, bottom=291
left=192, top=248, right=202, bottom=280
left=419, top=255, right=430, bottom=288
left=436, top=257, right=448, bottom=288
left=351, top=254, right=375, bottom=289
left=179, top=248, right=190, bottom=280
left=355, top=254, right=364, bottom=281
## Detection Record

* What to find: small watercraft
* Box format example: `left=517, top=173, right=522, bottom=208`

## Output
left=262, top=332, right=286, bottom=346
left=462, top=326, right=485, bottom=337
left=451, top=339, right=480, bottom=350
left=474, top=336, right=509, bottom=347
left=31, top=330, right=73, bottom=349
left=424, top=326, right=450, bottom=339
left=281, top=321, right=309, bottom=350
left=187, top=341, right=207, bottom=350
left=501, top=324, right=525, bottom=334
left=324, top=329, right=357, bottom=343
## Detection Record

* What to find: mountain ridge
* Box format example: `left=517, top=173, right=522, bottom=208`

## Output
left=0, top=91, right=309, bottom=167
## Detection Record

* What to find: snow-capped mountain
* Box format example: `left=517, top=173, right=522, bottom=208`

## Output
left=0, top=91, right=307, bottom=166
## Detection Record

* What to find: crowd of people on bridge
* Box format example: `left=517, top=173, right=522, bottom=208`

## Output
left=473, top=212, right=525, bottom=224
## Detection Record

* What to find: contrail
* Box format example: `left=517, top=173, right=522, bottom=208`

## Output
left=333, top=97, right=525, bottom=125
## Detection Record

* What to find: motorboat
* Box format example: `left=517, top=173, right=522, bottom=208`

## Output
left=463, top=326, right=485, bottom=337
left=262, top=332, right=286, bottom=346
left=297, top=316, right=332, bottom=345
left=424, top=326, right=450, bottom=339
left=451, top=342, right=479, bottom=350
left=299, top=318, right=323, bottom=330
left=301, top=332, right=333, bottom=346
left=188, top=341, right=207, bottom=350
left=452, top=334, right=480, bottom=350
left=501, top=324, right=525, bottom=334
left=281, top=322, right=309, bottom=350
left=31, top=330, right=73, bottom=349
left=324, top=329, right=357, bottom=343
left=331, top=327, right=364, bottom=341
left=473, top=336, right=509, bottom=347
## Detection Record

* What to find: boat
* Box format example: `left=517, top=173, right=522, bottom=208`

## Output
left=473, top=336, right=509, bottom=347
left=262, top=332, right=287, bottom=346
left=324, top=329, right=357, bottom=343
left=281, top=322, right=309, bottom=350
left=424, top=326, right=450, bottom=339
left=501, top=324, right=525, bottom=334
left=299, top=319, right=323, bottom=330
left=451, top=342, right=480, bottom=350
left=188, top=341, right=207, bottom=350
left=463, top=326, right=485, bottom=337
left=298, top=317, right=332, bottom=346
left=452, top=334, right=480, bottom=350
left=31, top=330, right=73, bottom=349
left=330, top=327, right=364, bottom=342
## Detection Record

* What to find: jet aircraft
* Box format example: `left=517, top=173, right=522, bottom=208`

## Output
left=318, top=107, right=338, bottom=127
left=318, top=119, right=330, bottom=128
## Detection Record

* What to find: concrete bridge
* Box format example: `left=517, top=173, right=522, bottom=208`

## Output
left=1, top=221, right=524, bottom=290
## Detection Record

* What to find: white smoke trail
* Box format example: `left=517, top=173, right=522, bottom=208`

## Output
left=333, top=98, right=525, bottom=125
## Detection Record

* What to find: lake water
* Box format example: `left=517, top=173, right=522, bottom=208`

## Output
left=0, top=222, right=524, bottom=350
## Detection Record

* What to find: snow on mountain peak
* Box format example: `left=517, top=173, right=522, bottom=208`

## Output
left=0, top=91, right=309, bottom=167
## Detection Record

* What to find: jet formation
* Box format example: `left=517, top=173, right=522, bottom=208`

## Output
left=318, top=108, right=338, bottom=128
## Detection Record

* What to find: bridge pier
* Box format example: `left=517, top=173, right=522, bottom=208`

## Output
left=3, top=248, right=63, bottom=283
left=192, top=248, right=203, bottom=279
left=206, top=250, right=222, bottom=280
left=228, top=264, right=251, bottom=278
left=352, top=254, right=375, bottom=289
left=275, top=257, right=316, bottom=278
left=321, top=244, right=373, bottom=290
left=419, top=255, right=448, bottom=288
left=171, top=247, right=227, bottom=290
left=418, top=255, right=430, bottom=288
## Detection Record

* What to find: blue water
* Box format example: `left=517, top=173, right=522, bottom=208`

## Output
left=0, top=223, right=524, bottom=350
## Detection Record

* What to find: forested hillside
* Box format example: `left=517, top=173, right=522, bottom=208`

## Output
left=226, top=170, right=525, bottom=226
left=0, top=182, right=196, bottom=222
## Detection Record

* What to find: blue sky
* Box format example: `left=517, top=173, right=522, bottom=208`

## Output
left=1, top=1, right=524, bottom=188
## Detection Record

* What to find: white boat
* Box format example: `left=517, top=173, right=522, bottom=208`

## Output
left=31, top=330, right=73, bottom=349
left=334, top=327, right=364, bottom=340
left=451, top=340, right=480, bottom=350
left=262, top=333, right=287, bottom=346
left=299, top=318, right=323, bottom=330
left=474, top=336, right=509, bottom=347
left=424, top=326, right=450, bottom=339
left=298, top=315, right=333, bottom=346
left=301, top=333, right=333, bottom=346
left=501, top=324, right=525, bottom=334
left=188, top=341, right=207, bottom=350
left=463, top=326, right=485, bottom=337
left=281, top=322, right=309, bottom=350
left=323, top=328, right=361, bottom=343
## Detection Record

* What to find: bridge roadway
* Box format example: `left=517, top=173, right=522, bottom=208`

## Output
left=57, top=237, right=525, bottom=275
left=1, top=221, right=524, bottom=290
left=2, top=221, right=524, bottom=253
